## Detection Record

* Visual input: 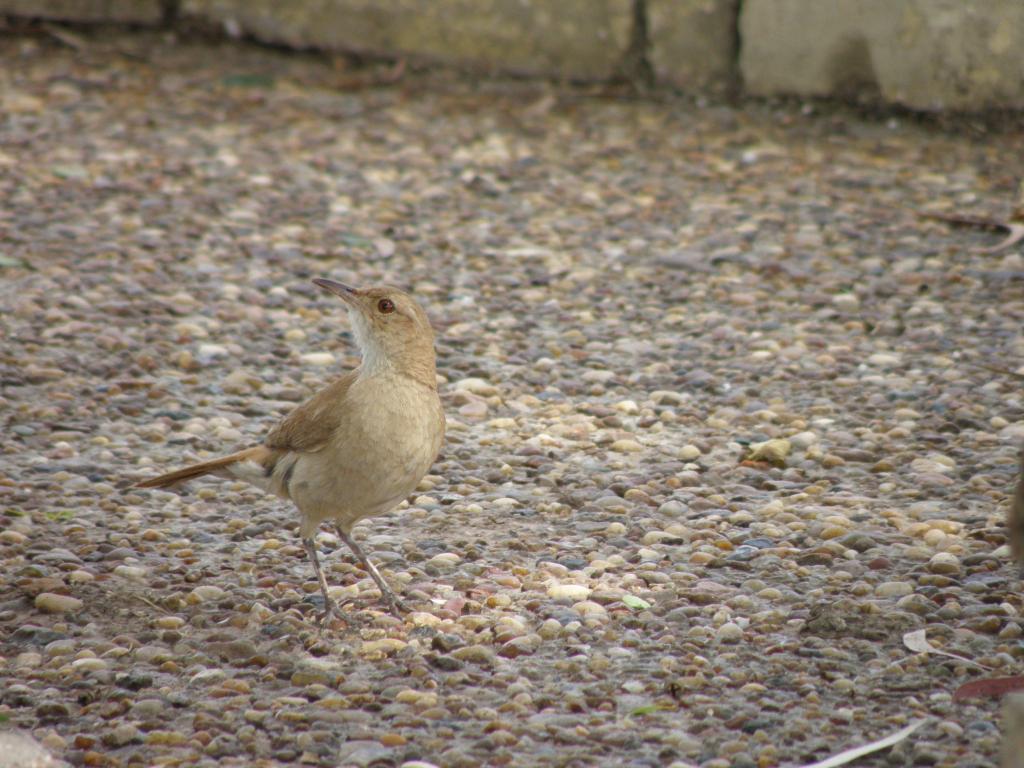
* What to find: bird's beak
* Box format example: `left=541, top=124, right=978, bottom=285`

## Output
left=313, top=278, right=359, bottom=306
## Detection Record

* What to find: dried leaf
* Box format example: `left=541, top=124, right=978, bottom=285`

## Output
left=902, top=629, right=991, bottom=670
left=441, top=596, right=466, bottom=616
left=622, top=594, right=651, bottom=611
left=952, top=676, right=1024, bottom=702
left=744, top=439, right=791, bottom=468
left=798, top=719, right=928, bottom=768
left=51, top=164, right=88, bottom=180
left=629, top=704, right=662, bottom=717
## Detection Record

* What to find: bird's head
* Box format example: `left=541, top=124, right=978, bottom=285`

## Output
left=313, top=278, right=436, bottom=382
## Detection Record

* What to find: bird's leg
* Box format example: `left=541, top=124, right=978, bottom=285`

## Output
left=303, top=537, right=347, bottom=628
left=335, top=526, right=409, bottom=618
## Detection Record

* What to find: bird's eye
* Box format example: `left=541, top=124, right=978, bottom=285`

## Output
left=377, top=298, right=396, bottom=314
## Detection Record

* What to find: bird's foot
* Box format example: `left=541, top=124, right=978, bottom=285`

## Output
left=316, top=598, right=351, bottom=631
left=380, top=590, right=410, bottom=619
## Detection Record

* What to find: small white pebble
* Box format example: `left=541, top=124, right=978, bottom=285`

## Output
left=716, top=622, right=743, bottom=643
left=547, top=584, right=591, bottom=601
left=300, top=352, right=335, bottom=366
left=677, top=444, right=701, bottom=461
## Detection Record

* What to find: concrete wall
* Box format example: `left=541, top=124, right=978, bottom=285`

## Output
left=182, top=0, right=634, bottom=81
left=1, top=0, right=163, bottom=24
left=740, top=0, right=1024, bottom=111
left=4, top=0, right=1023, bottom=110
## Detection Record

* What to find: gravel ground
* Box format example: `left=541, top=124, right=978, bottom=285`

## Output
left=1, top=29, right=1023, bottom=768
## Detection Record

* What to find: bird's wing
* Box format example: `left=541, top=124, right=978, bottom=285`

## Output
left=264, top=369, right=359, bottom=454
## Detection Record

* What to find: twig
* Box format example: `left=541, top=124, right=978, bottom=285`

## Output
left=919, top=211, right=1024, bottom=254
left=798, top=719, right=928, bottom=768
left=135, top=593, right=172, bottom=615
left=903, top=629, right=993, bottom=671
left=969, top=362, right=1024, bottom=382
left=41, top=23, right=87, bottom=51
left=977, top=223, right=1024, bottom=254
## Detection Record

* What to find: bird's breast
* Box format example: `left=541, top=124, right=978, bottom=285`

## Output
left=289, top=375, right=443, bottom=526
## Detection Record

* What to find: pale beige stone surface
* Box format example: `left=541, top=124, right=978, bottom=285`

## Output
left=182, top=0, right=633, bottom=81
left=0, top=0, right=163, bottom=24
left=740, top=0, right=1024, bottom=110
left=647, top=0, right=737, bottom=92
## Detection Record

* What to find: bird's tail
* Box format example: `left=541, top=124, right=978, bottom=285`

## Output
left=134, top=446, right=269, bottom=489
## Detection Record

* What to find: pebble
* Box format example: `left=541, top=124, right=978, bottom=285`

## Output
left=300, top=352, right=335, bottom=366
left=131, top=699, right=166, bottom=718
left=71, top=657, right=108, bottom=672
left=360, top=639, right=408, bottom=656
left=427, top=552, right=461, bottom=570
left=789, top=431, right=817, bottom=449
left=867, top=352, right=901, bottom=366
left=453, top=377, right=498, bottom=396
left=572, top=601, right=607, bottom=618
left=459, top=400, right=489, bottom=419
left=395, top=689, right=438, bottom=707
left=188, top=585, right=226, bottom=603
left=832, top=293, right=860, bottom=309
left=197, top=343, right=229, bottom=359
left=610, top=439, right=644, bottom=453
left=34, top=593, right=82, bottom=613
left=677, top=444, right=701, bottom=461
left=0, top=529, right=27, bottom=544
left=451, top=645, right=496, bottom=665
left=658, top=500, right=686, bottom=515
left=113, top=564, right=147, bottom=580
left=716, top=622, right=744, bottom=643
left=222, top=368, right=258, bottom=394
left=105, top=724, right=141, bottom=746
left=547, top=584, right=591, bottom=601
left=927, top=552, right=961, bottom=575
left=875, top=581, right=914, bottom=598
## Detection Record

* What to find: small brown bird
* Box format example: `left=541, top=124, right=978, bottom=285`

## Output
left=136, top=279, right=445, bottom=622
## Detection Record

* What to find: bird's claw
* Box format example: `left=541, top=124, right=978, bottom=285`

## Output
left=383, top=595, right=410, bottom=618
left=316, top=599, right=350, bottom=631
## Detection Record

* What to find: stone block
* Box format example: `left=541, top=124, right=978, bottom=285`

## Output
left=0, top=0, right=164, bottom=24
left=740, top=0, right=1024, bottom=110
left=647, top=0, right=738, bottom=92
left=183, top=0, right=634, bottom=81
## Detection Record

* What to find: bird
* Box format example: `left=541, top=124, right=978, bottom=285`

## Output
left=135, top=279, right=445, bottom=624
